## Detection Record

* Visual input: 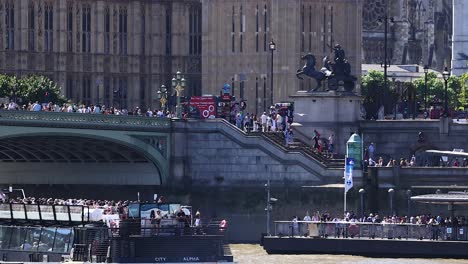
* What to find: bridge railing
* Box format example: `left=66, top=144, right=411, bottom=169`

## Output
left=0, top=111, right=171, bottom=128
left=274, top=221, right=468, bottom=241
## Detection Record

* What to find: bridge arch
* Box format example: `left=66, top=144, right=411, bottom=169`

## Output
left=0, top=129, right=169, bottom=186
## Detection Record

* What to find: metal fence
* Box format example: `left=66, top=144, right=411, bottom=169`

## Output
left=274, top=221, right=468, bottom=241
left=109, top=220, right=227, bottom=238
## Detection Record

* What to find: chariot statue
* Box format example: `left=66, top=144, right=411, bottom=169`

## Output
left=296, top=44, right=356, bottom=92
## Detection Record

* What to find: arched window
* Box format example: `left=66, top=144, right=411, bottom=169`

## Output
left=5, top=1, right=15, bottom=50
left=82, top=4, right=91, bottom=53
left=28, top=3, right=35, bottom=51
left=44, top=3, right=53, bottom=52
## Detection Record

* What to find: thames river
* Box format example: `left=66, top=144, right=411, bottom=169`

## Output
left=230, top=244, right=468, bottom=264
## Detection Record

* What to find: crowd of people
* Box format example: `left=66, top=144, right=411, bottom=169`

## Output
left=295, top=211, right=467, bottom=227
left=1, top=196, right=129, bottom=216
left=0, top=101, right=176, bottom=118
left=288, top=211, right=468, bottom=240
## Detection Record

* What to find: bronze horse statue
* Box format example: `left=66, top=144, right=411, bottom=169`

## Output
left=296, top=53, right=326, bottom=91
left=296, top=45, right=356, bottom=92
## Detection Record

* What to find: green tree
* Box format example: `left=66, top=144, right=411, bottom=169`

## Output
left=361, top=70, right=398, bottom=119
left=457, top=73, right=468, bottom=109
left=413, top=72, right=460, bottom=110
left=0, top=74, right=67, bottom=105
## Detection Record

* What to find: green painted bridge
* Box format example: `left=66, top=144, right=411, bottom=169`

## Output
left=0, top=111, right=171, bottom=186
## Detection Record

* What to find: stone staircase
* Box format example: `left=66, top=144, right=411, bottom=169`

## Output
left=249, top=131, right=345, bottom=169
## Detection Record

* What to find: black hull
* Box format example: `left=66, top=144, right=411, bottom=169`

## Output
left=111, top=235, right=233, bottom=263
left=263, top=237, right=468, bottom=258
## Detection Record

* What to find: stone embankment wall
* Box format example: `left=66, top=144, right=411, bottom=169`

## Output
left=171, top=119, right=343, bottom=188
left=360, top=119, right=468, bottom=161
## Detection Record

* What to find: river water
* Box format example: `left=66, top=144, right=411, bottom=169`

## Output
left=230, top=244, right=468, bottom=264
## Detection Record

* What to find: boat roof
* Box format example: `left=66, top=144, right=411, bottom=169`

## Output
left=425, top=150, right=468, bottom=158
left=411, top=192, right=468, bottom=204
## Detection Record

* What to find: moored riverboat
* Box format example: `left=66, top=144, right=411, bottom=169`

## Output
left=262, top=221, right=468, bottom=258
left=0, top=202, right=233, bottom=263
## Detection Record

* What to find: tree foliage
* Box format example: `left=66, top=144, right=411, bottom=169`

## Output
left=361, top=70, right=398, bottom=119
left=412, top=72, right=461, bottom=110
left=458, top=73, right=468, bottom=109
left=0, top=74, right=67, bottom=105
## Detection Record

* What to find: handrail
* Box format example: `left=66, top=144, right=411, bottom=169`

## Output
left=274, top=221, right=468, bottom=241
left=0, top=110, right=171, bottom=128
left=209, top=119, right=342, bottom=170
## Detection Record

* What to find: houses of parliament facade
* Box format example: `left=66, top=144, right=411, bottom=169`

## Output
left=0, top=0, right=363, bottom=114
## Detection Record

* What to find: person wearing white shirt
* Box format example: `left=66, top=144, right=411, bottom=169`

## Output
left=260, top=112, right=267, bottom=132
left=8, top=102, right=17, bottom=110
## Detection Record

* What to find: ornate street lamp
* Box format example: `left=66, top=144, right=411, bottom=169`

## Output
left=442, top=67, right=450, bottom=117
left=359, top=188, right=366, bottom=218
left=388, top=188, right=395, bottom=216
left=423, top=65, right=429, bottom=117
left=269, top=39, right=276, bottom=107
left=157, top=85, right=168, bottom=112
left=406, top=189, right=412, bottom=218
left=171, top=71, right=187, bottom=118
left=378, top=7, right=394, bottom=115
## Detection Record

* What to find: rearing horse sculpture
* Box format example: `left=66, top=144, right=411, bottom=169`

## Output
left=296, top=53, right=326, bottom=91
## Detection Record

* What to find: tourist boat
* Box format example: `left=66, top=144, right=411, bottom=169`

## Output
left=262, top=220, right=468, bottom=258
left=0, top=202, right=233, bottom=263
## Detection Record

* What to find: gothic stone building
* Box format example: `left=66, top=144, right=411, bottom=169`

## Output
left=202, top=0, right=362, bottom=115
left=362, top=0, right=452, bottom=71
left=0, top=0, right=362, bottom=114
left=0, top=0, right=202, bottom=109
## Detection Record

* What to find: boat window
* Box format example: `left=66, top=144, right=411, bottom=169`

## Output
left=55, top=205, right=70, bottom=221
left=23, top=227, right=41, bottom=251
left=0, top=226, right=13, bottom=249
left=9, top=226, right=27, bottom=250
left=39, top=227, right=56, bottom=252
left=53, top=228, right=72, bottom=253
left=0, top=204, right=11, bottom=220
left=39, top=205, right=54, bottom=221
left=69, top=206, right=83, bottom=222
left=25, top=204, right=41, bottom=220
left=127, top=203, right=140, bottom=218
left=11, top=204, right=26, bottom=220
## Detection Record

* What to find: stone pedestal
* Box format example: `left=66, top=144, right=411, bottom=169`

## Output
left=291, top=91, right=363, bottom=123
left=289, top=91, right=363, bottom=154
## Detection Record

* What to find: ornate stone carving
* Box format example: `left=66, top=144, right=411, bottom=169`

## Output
left=363, top=0, right=386, bottom=31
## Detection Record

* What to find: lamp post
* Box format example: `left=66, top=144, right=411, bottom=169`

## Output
left=157, top=85, right=168, bottom=112
left=378, top=5, right=393, bottom=115
left=423, top=65, right=429, bottom=118
left=359, top=188, right=366, bottom=218
left=406, top=189, right=412, bottom=218
left=265, top=176, right=271, bottom=235
left=392, top=75, right=397, bottom=120
left=171, top=71, right=187, bottom=118
left=269, top=39, right=276, bottom=107
left=388, top=188, right=395, bottom=216
left=442, top=67, right=450, bottom=117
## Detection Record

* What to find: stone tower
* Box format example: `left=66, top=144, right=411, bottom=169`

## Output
left=451, top=0, right=468, bottom=76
